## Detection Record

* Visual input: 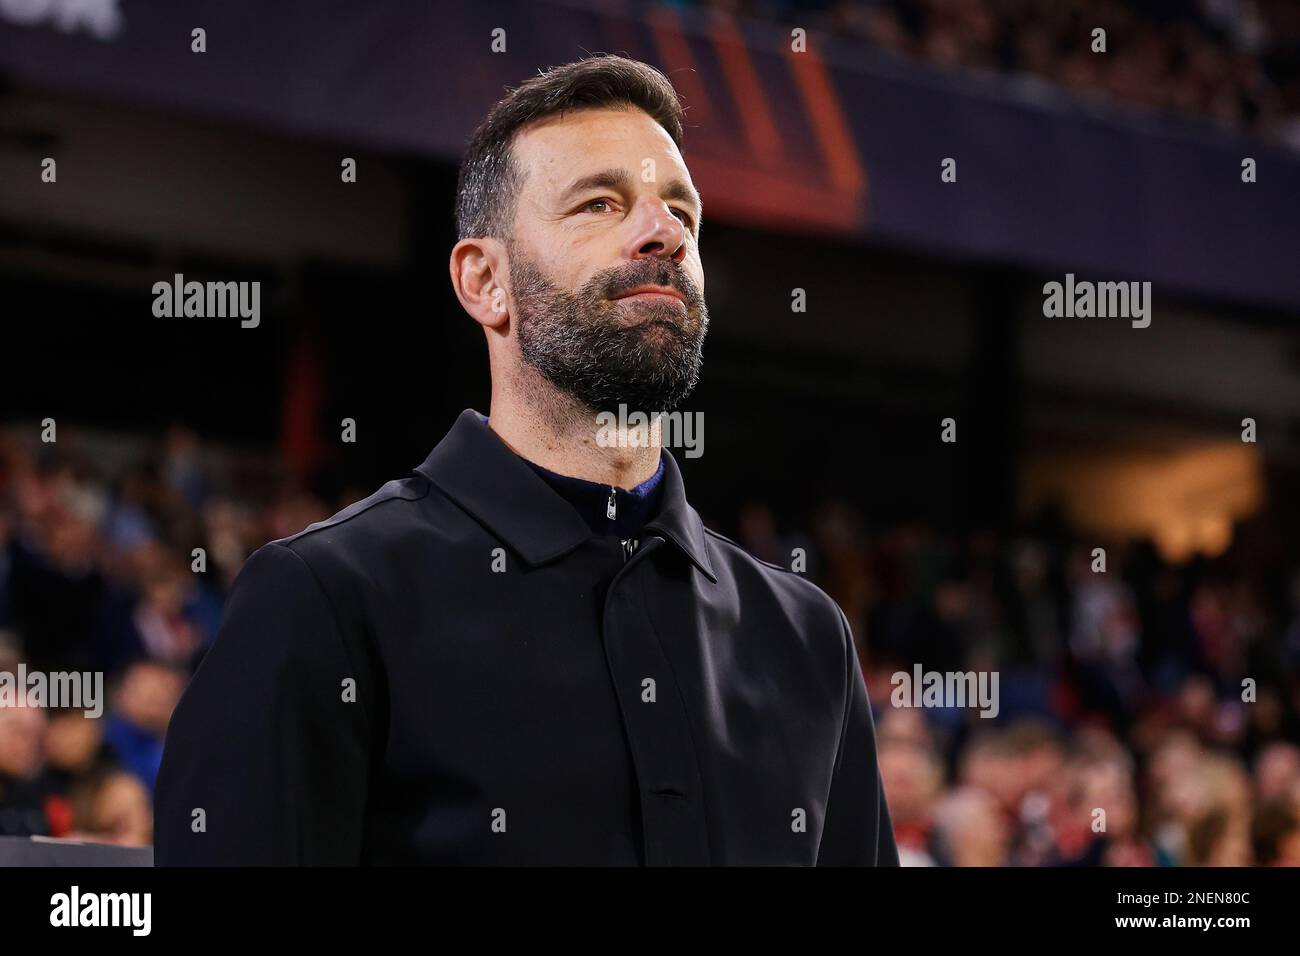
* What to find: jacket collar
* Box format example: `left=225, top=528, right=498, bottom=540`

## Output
left=415, top=409, right=717, bottom=583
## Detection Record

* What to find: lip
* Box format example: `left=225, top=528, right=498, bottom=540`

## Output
left=611, top=285, right=686, bottom=304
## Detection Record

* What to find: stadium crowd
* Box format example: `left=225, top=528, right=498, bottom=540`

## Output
left=676, top=0, right=1300, bottom=145
left=1, top=424, right=1299, bottom=865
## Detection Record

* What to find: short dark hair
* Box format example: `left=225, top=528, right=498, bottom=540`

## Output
left=455, top=55, right=686, bottom=241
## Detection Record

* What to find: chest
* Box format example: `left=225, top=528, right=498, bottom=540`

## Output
left=360, top=540, right=841, bottom=863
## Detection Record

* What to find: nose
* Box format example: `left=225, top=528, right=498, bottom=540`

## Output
left=623, top=196, right=688, bottom=265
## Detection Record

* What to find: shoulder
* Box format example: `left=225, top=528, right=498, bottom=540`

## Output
left=266, top=471, right=434, bottom=567
left=221, top=471, right=437, bottom=607
left=702, top=527, right=849, bottom=636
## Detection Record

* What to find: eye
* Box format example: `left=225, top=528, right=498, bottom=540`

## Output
left=583, top=198, right=615, bottom=215
left=671, top=208, right=696, bottom=229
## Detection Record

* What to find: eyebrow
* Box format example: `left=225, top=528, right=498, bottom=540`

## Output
left=559, top=168, right=702, bottom=217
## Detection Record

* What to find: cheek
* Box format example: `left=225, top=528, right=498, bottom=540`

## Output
left=686, top=254, right=705, bottom=294
left=562, top=234, right=629, bottom=292
left=517, top=239, right=581, bottom=293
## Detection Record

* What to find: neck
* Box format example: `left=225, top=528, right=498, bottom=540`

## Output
left=487, top=368, right=661, bottom=490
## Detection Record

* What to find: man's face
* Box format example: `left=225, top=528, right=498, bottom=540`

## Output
left=505, top=107, right=708, bottom=414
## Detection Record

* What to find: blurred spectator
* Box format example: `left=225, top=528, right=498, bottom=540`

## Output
left=0, top=701, right=48, bottom=837
left=878, top=735, right=945, bottom=864
left=102, top=662, right=186, bottom=795
left=65, top=767, right=153, bottom=848
left=684, top=0, right=1300, bottom=146
left=932, top=786, right=1011, bottom=865
left=1251, top=797, right=1300, bottom=865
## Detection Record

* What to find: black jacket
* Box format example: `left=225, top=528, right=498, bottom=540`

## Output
left=154, top=409, right=898, bottom=865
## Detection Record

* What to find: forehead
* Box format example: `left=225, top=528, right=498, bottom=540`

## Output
left=511, top=107, right=690, bottom=197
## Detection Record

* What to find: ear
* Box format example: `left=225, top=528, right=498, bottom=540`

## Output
left=449, top=236, right=509, bottom=330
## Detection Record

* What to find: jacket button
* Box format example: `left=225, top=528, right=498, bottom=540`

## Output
left=649, top=785, right=689, bottom=802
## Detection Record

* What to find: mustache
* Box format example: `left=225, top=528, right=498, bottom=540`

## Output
left=596, top=261, right=703, bottom=306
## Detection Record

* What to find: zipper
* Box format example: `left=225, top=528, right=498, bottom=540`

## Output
left=606, top=486, right=617, bottom=520
left=621, top=537, right=638, bottom=563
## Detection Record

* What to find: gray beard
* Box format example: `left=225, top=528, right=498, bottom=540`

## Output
left=509, top=247, right=708, bottom=415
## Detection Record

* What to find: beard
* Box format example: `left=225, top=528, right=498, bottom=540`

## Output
left=509, top=243, right=708, bottom=415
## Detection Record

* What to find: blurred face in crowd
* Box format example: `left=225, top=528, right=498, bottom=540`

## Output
left=76, top=771, right=152, bottom=847
left=1017, top=740, right=1066, bottom=797
left=502, top=107, right=709, bottom=414
left=115, top=663, right=185, bottom=736
left=44, top=711, right=103, bottom=774
left=0, top=705, right=46, bottom=780
left=935, top=787, right=1009, bottom=867
left=1255, top=743, right=1300, bottom=801
left=1274, top=822, right=1300, bottom=866
left=879, top=742, right=944, bottom=823
left=1204, top=818, right=1252, bottom=866
left=960, top=739, right=1016, bottom=811
left=1077, top=760, right=1139, bottom=838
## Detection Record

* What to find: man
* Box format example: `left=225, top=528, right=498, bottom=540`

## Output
left=154, top=55, right=897, bottom=866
